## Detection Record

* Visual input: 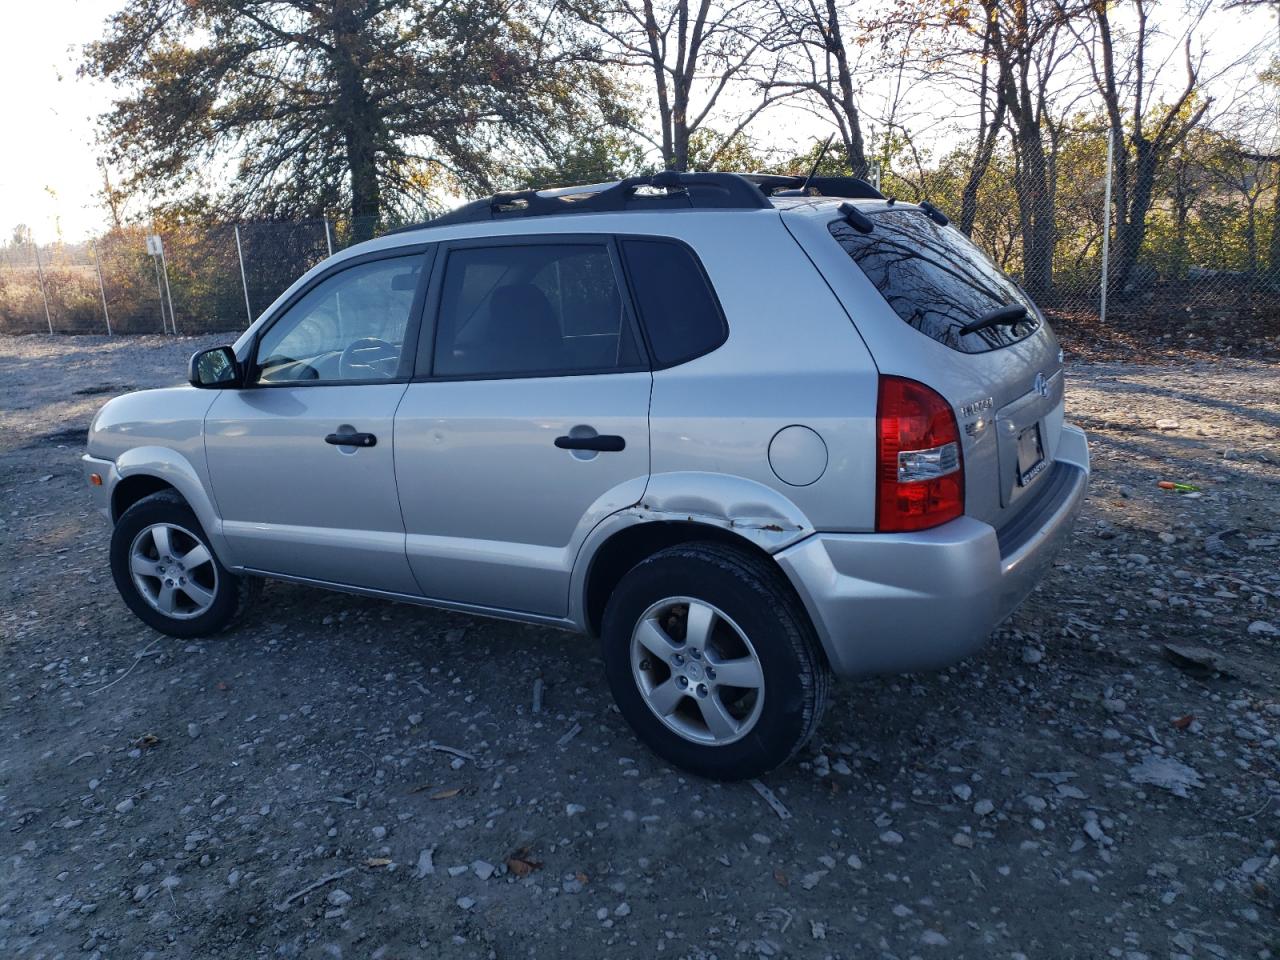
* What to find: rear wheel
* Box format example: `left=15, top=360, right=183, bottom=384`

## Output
left=110, top=490, right=256, bottom=637
left=602, top=542, right=830, bottom=779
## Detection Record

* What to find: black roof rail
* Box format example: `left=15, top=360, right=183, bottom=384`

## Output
left=385, top=170, right=886, bottom=235
left=393, top=171, right=772, bottom=232
left=740, top=173, right=885, bottom=201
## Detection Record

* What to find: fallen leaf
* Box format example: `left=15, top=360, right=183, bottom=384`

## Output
left=365, top=857, right=393, bottom=868
left=773, top=869, right=789, bottom=888
left=1172, top=714, right=1194, bottom=730
left=215, top=682, right=230, bottom=692
left=505, top=846, right=542, bottom=877
left=134, top=734, right=160, bottom=749
left=575, top=871, right=589, bottom=885
left=430, top=787, right=461, bottom=800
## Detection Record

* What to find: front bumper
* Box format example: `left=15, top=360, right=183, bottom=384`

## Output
left=82, top=454, right=118, bottom=520
left=777, top=424, right=1089, bottom=678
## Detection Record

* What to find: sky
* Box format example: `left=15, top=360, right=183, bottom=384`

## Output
left=0, top=0, right=119, bottom=242
left=0, top=0, right=1275, bottom=244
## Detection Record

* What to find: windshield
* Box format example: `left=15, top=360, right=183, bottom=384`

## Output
left=829, top=209, right=1042, bottom=353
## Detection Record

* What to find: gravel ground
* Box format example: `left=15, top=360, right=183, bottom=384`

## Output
left=1, top=333, right=1278, bottom=960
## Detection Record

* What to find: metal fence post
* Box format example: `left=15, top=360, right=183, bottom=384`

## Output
left=159, top=240, right=177, bottom=335
left=324, top=217, right=334, bottom=257
left=1099, top=129, right=1115, bottom=326
left=234, top=225, right=253, bottom=325
left=152, top=251, right=168, bottom=334
left=91, top=239, right=112, bottom=335
left=32, top=243, right=54, bottom=334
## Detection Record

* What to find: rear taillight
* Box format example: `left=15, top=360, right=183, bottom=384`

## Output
left=876, top=376, right=964, bottom=532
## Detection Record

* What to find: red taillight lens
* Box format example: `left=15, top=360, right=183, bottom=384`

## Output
left=876, top=375, right=964, bottom=532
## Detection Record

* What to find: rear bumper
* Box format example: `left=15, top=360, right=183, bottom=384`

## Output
left=777, top=424, right=1089, bottom=678
left=82, top=454, right=117, bottom=520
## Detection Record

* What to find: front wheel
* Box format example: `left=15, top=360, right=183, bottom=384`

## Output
left=601, top=542, right=830, bottom=780
left=110, top=490, right=256, bottom=637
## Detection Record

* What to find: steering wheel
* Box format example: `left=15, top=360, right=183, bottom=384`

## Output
left=339, top=338, right=399, bottom=379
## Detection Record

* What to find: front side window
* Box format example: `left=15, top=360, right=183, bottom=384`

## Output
left=431, top=244, right=641, bottom=378
left=254, top=254, right=424, bottom=383
left=829, top=210, right=1040, bottom=354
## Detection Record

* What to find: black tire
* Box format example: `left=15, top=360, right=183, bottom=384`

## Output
left=601, top=541, right=830, bottom=780
left=110, top=490, right=257, bottom=638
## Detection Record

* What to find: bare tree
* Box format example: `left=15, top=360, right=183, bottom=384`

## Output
left=954, top=22, right=1010, bottom=236
left=1076, top=0, right=1214, bottom=294
left=867, top=0, right=1087, bottom=298
left=765, top=0, right=869, bottom=177
left=979, top=0, right=1093, bottom=300
left=567, top=0, right=784, bottom=170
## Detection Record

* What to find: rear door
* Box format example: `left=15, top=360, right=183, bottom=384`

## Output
left=782, top=203, right=1065, bottom=531
left=393, top=236, right=651, bottom=617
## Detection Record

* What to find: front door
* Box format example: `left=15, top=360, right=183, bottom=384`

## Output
left=205, top=250, right=430, bottom=593
left=395, top=237, right=652, bottom=616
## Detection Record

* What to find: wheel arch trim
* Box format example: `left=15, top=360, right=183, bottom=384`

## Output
left=569, top=472, right=817, bottom=636
left=111, top=447, right=236, bottom=567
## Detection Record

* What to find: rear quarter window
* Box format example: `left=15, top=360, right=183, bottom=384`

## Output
left=829, top=210, right=1041, bottom=353
left=620, top=239, right=727, bottom=366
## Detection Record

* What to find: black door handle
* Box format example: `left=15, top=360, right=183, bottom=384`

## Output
left=325, top=431, right=377, bottom=448
left=555, top=434, right=625, bottom=452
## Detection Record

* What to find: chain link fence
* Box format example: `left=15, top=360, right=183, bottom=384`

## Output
left=1, top=168, right=1277, bottom=353
left=868, top=142, right=1280, bottom=357
left=0, top=216, right=381, bottom=336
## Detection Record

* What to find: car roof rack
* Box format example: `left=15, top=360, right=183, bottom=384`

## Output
left=403, top=172, right=771, bottom=231
left=389, top=170, right=886, bottom=233
left=740, top=173, right=886, bottom=200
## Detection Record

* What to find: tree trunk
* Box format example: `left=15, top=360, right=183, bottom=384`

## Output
left=985, top=1, right=1055, bottom=300
left=1269, top=184, right=1280, bottom=275
left=1172, top=202, right=1190, bottom=280
left=640, top=0, right=675, bottom=170
left=1244, top=197, right=1258, bottom=275
left=1013, top=121, right=1055, bottom=300
left=824, top=0, right=867, bottom=179
left=671, top=75, right=690, bottom=170
left=958, top=25, right=1004, bottom=236
left=332, top=7, right=381, bottom=239
left=958, top=101, right=1006, bottom=237
left=1111, top=139, right=1158, bottom=294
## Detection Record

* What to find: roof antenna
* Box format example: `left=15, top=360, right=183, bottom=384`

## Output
left=799, top=134, right=836, bottom=195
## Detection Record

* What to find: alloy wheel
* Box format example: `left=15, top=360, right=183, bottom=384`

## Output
left=128, top=522, right=219, bottom=620
left=629, top=596, right=765, bottom=745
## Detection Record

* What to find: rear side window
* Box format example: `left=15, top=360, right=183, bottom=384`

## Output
left=620, top=239, right=726, bottom=366
left=829, top=210, right=1040, bottom=353
left=431, top=243, right=642, bottom=378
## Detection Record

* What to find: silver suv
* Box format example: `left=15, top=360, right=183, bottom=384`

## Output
left=83, top=172, right=1089, bottom=779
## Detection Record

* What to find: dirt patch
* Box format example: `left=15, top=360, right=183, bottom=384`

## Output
left=0, top=334, right=1277, bottom=958
left=1049, top=294, right=1280, bottom=365
left=28, top=427, right=89, bottom=448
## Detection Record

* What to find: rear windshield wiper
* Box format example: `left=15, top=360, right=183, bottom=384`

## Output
left=958, top=304, right=1028, bottom=336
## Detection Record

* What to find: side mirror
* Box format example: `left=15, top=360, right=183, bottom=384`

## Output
left=189, top=346, right=242, bottom=388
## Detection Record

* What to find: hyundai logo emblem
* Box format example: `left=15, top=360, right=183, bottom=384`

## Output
left=1033, top=372, right=1049, bottom=398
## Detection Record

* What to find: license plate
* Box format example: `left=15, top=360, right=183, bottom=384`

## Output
left=1016, top=423, right=1046, bottom=486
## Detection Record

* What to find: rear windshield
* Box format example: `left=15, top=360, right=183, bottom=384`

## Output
left=829, top=209, right=1040, bottom=353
